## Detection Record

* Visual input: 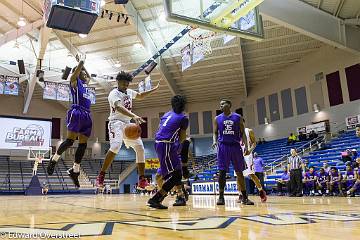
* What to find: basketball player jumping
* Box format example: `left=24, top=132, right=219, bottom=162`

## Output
left=212, top=99, right=254, bottom=205
left=242, top=120, right=267, bottom=202
left=148, top=95, right=189, bottom=209
left=96, top=71, right=159, bottom=189
left=47, top=59, right=92, bottom=188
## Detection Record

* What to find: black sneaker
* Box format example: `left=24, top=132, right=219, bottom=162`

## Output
left=236, top=194, right=243, bottom=203
left=47, top=157, right=58, bottom=175
left=173, top=196, right=186, bottom=206
left=67, top=168, right=80, bottom=188
left=241, top=198, right=255, bottom=205
left=147, top=198, right=168, bottom=209
left=217, top=196, right=225, bottom=205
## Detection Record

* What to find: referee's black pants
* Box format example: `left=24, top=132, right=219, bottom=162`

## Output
left=290, top=169, right=302, bottom=196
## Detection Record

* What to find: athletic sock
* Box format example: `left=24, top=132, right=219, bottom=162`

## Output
left=73, top=163, right=80, bottom=173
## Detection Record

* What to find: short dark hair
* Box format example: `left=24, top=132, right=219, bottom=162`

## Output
left=171, top=95, right=186, bottom=114
left=220, top=98, right=232, bottom=107
left=116, top=71, right=133, bottom=82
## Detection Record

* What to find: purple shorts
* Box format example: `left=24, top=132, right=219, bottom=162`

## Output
left=217, top=142, right=245, bottom=172
left=66, top=105, right=92, bottom=137
left=155, top=142, right=181, bottom=178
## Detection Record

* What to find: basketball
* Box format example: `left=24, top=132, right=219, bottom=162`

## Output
left=124, top=123, right=141, bottom=140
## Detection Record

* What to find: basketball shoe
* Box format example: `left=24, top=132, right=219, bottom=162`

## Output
left=138, top=177, right=149, bottom=189
left=47, top=157, right=58, bottom=175
left=147, top=198, right=168, bottom=209
left=259, top=189, right=267, bottom=202
left=173, top=196, right=186, bottom=206
left=217, top=196, right=225, bottom=205
left=67, top=168, right=80, bottom=188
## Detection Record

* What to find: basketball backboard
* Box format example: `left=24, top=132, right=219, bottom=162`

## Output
left=164, top=0, right=264, bottom=40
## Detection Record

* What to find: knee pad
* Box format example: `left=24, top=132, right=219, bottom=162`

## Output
left=57, top=138, right=75, bottom=154
left=64, top=138, right=75, bottom=147
left=133, top=145, right=145, bottom=163
left=109, top=141, right=121, bottom=154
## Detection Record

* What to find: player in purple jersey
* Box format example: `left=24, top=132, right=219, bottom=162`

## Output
left=212, top=99, right=254, bottom=206
left=148, top=95, right=189, bottom=209
left=328, top=167, right=343, bottom=196
left=346, top=158, right=360, bottom=197
left=303, top=167, right=317, bottom=196
left=343, top=165, right=355, bottom=191
left=47, top=59, right=92, bottom=188
left=316, top=168, right=328, bottom=195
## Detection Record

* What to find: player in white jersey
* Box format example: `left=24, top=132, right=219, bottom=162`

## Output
left=241, top=119, right=267, bottom=202
left=96, top=71, right=159, bottom=189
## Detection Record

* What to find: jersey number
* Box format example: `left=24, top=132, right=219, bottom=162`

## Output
left=162, top=115, right=172, bottom=127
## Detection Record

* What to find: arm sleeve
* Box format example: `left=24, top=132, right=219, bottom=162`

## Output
left=180, top=117, right=189, bottom=130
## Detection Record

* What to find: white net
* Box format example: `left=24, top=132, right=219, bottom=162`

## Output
left=189, top=28, right=216, bottom=55
left=28, top=148, right=51, bottom=161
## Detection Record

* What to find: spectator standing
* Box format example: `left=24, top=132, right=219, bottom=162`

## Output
left=253, top=152, right=265, bottom=190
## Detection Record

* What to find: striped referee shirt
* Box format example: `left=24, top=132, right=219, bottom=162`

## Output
left=288, top=155, right=303, bottom=170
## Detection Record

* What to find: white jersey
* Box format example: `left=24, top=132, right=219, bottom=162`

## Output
left=108, top=88, right=138, bottom=122
left=241, top=128, right=253, bottom=155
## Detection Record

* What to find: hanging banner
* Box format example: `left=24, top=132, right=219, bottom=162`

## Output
left=43, top=81, right=58, bottom=100
left=57, top=83, right=70, bottom=102
left=181, top=44, right=192, bottom=71
left=4, top=76, right=19, bottom=95
left=0, top=75, right=5, bottom=94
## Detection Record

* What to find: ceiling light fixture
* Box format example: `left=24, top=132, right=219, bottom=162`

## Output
left=133, top=43, right=142, bottom=49
left=114, top=61, right=121, bottom=68
left=17, top=17, right=26, bottom=27
left=78, top=33, right=88, bottom=38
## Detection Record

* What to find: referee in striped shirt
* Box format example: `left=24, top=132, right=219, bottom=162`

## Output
left=288, top=149, right=305, bottom=197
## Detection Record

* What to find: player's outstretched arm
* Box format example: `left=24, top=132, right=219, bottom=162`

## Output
left=70, top=60, right=84, bottom=88
left=136, top=82, right=160, bottom=100
left=114, top=101, right=146, bottom=125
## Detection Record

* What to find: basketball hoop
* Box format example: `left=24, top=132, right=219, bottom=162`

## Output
left=188, top=27, right=216, bottom=55
left=28, top=147, right=51, bottom=162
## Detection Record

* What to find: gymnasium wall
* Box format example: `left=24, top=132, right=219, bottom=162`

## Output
left=245, top=46, right=360, bottom=140
left=125, top=46, right=360, bottom=142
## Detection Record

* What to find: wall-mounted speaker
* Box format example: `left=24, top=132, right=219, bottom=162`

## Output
left=144, top=61, right=157, bottom=75
left=17, top=60, right=25, bottom=74
left=62, top=66, right=72, bottom=80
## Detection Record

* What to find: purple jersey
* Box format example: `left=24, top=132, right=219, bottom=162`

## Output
left=70, top=78, right=91, bottom=110
left=155, top=111, right=188, bottom=143
left=317, top=172, right=327, bottom=182
left=216, top=113, right=242, bottom=144
left=305, top=171, right=316, bottom=180
left=330, top=171, right=340, bottom=181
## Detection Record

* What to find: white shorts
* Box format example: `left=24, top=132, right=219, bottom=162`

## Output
left=243, top=154, right=255, bottom=176
left=108, top=120, right=144, bottom=162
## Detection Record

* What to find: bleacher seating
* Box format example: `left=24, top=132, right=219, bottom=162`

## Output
left=264, top=130, right=360, bottom=191
left=190, top=137, right=317, bottom=181
left=81, top=159, right=134, bottom=185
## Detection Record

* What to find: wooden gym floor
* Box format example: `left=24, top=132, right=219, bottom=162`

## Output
left=0, top=194, right=359, bottom=239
